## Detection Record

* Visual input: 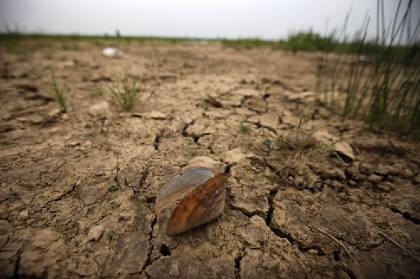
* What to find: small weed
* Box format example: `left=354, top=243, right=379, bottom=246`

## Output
left=191, top=149, right=199, bottom=156
left=240, top=122, right=251, bottom=134
left=105, top=230, right=118, bottom=241
left=108, top=183, right=119, bottom=192
left=186, top=138, right=194, bottom=145
left=109, top=76, right=141, bottom=111
left=51, top=72, right=67, bottom=112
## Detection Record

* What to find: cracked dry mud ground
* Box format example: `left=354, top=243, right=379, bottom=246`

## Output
left=0, top=41, right=419, bottom=279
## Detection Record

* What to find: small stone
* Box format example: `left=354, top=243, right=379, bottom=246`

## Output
left=186, top=156, right=221, bottom=171
left=169, top=263, right=180, bottom=277
left=83, top=140, right=92, bottom=148
left=119, top=212, right=132, bottom=221
left=307, top=249, right=319, bottom=255
left=88, top=101, right=111, bottom=117
left=374, top=164, right=389, bottom=176
left=87, top=225, right=104, bottom=241
left=222, top=148, right=253, bottom=164
left=48, top=108, right=62, bottom=118
left=376, top=182, right=393, bottom=193
left=348, top=180, right=357, bottom=186
left=330, top=180, right=342, bottom=189
left=367, top=174, right=382, bottom=184
left=399, top=168, right=413, bottom=179
left=345, top=163, right=364, bottom=181
left=18, top=210, right=29, bottom=220
left=334, top=141, right=355, bottom=161
left=320, top=168, right=346, bottom=181
left=102, top=47, right=121, bottom=58
left=359, top=163, right=373, bottom=175
left=142, top=111, right=169, bottom=120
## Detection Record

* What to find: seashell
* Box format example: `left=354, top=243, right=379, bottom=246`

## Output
left=156, top=166, right=229, bottom=236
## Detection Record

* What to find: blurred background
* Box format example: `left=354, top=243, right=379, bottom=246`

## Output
left=1, top=0, right=418, bottom=42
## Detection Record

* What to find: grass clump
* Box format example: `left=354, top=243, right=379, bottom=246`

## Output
left=317, top=0, right=420, bottom=135
left=239, top=122, right=251, bottom=134
left=109, top=76, right=141, bottom=111
left=191, top=149, right=199, bottom=157
left=108, top=183, right=119, bottom=192
left=51, top=72, right=67, bottom=112
left=105, top=230, right=118, bottom=241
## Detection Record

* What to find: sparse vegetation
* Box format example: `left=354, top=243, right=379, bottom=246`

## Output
left=317, top=0, right=420, bottom=135
left=191, top=149, right=199, bottom=157
left=105, top=230, right=118, bottom=241
left=51, top=72, right=67, bottom=112
left=239, top=121, right=251, bottom=134
left=109, top=76, right=141, bottom=111
left=108, top=183, right=119, bottom=192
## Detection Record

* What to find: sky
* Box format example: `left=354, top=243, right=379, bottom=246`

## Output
left=0, top=0, right=418, bottom=40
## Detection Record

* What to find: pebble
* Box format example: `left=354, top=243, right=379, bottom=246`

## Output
left=376, top=182, right=393, bottom=193
left=320, top=168, right=346, bottom=181
left=186, top=156, right=220, bottom=171
left=87, top=225, right=104, bottom=241
left=374, top=164, right=389, bottom=176
left=367, top=174, right=382, bottom=184
left=102, top=47, right=121, bottom=58
left=334, top=141, right=355, bottom=161
left=359, top=163, right=373, bottom=175
left=399, top=168, right=413, bottom=179
left=222, top=148, right=253, bottom=164
left=88, top=101, right=111, bottom=118
left=18, top=210, right=29, bottom=220
left=348, top=180, right=357, bottom=186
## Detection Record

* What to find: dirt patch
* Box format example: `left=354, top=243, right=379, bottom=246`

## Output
left=0, top=41, right=419, bottom=278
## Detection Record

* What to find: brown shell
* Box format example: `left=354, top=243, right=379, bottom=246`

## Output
left=156, top=167, right=228, bottom=236
left=167, top=171, right=227, bottom=236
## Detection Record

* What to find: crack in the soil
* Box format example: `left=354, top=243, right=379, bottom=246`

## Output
left=234, top=247, right=246, bottom=279
left=181, top=120, right=210, bottom=144
left=12, top=249, right=22, bottom=279
left=342, top=265, right=358, bottom=279
left=390, top=207, right=420, bottom=224
left=153, top=134, right=160, bottom=151
left=265, top=188, right=278, bottom=226
left=140, top=213, right=158, bottom=277
left=181, top=120, right=195, bottom=138
left=230, top=205, right=265, bottom=219
left=252, top=121, right=278, bottom=134
left=264, top=188, right=325, bottom=255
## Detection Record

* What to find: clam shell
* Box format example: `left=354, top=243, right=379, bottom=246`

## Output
left=156, top=167, right=227, bottom=236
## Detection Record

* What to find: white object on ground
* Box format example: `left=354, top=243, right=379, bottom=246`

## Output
left=102, top=47, right=121, bottom=57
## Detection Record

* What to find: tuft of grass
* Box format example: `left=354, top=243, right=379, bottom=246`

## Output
left=105, top=230, right=118, bottom=241
left=108, top=183, right=119, bottom=192
left=109, top=76, right=141, bottom=111
left=191, top=149, right=199, bottom=157
left=317, top=0, right=420, bottom=136
left=239, top=122, right=251, bottom=134
left=51, top=72, right=67, bottom=112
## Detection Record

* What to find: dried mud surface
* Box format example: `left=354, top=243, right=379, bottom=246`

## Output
left=0, top=41, right=419, bottom=278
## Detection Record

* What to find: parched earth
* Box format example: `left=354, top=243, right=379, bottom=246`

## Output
left=0, top=40, right=419, bottom=278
